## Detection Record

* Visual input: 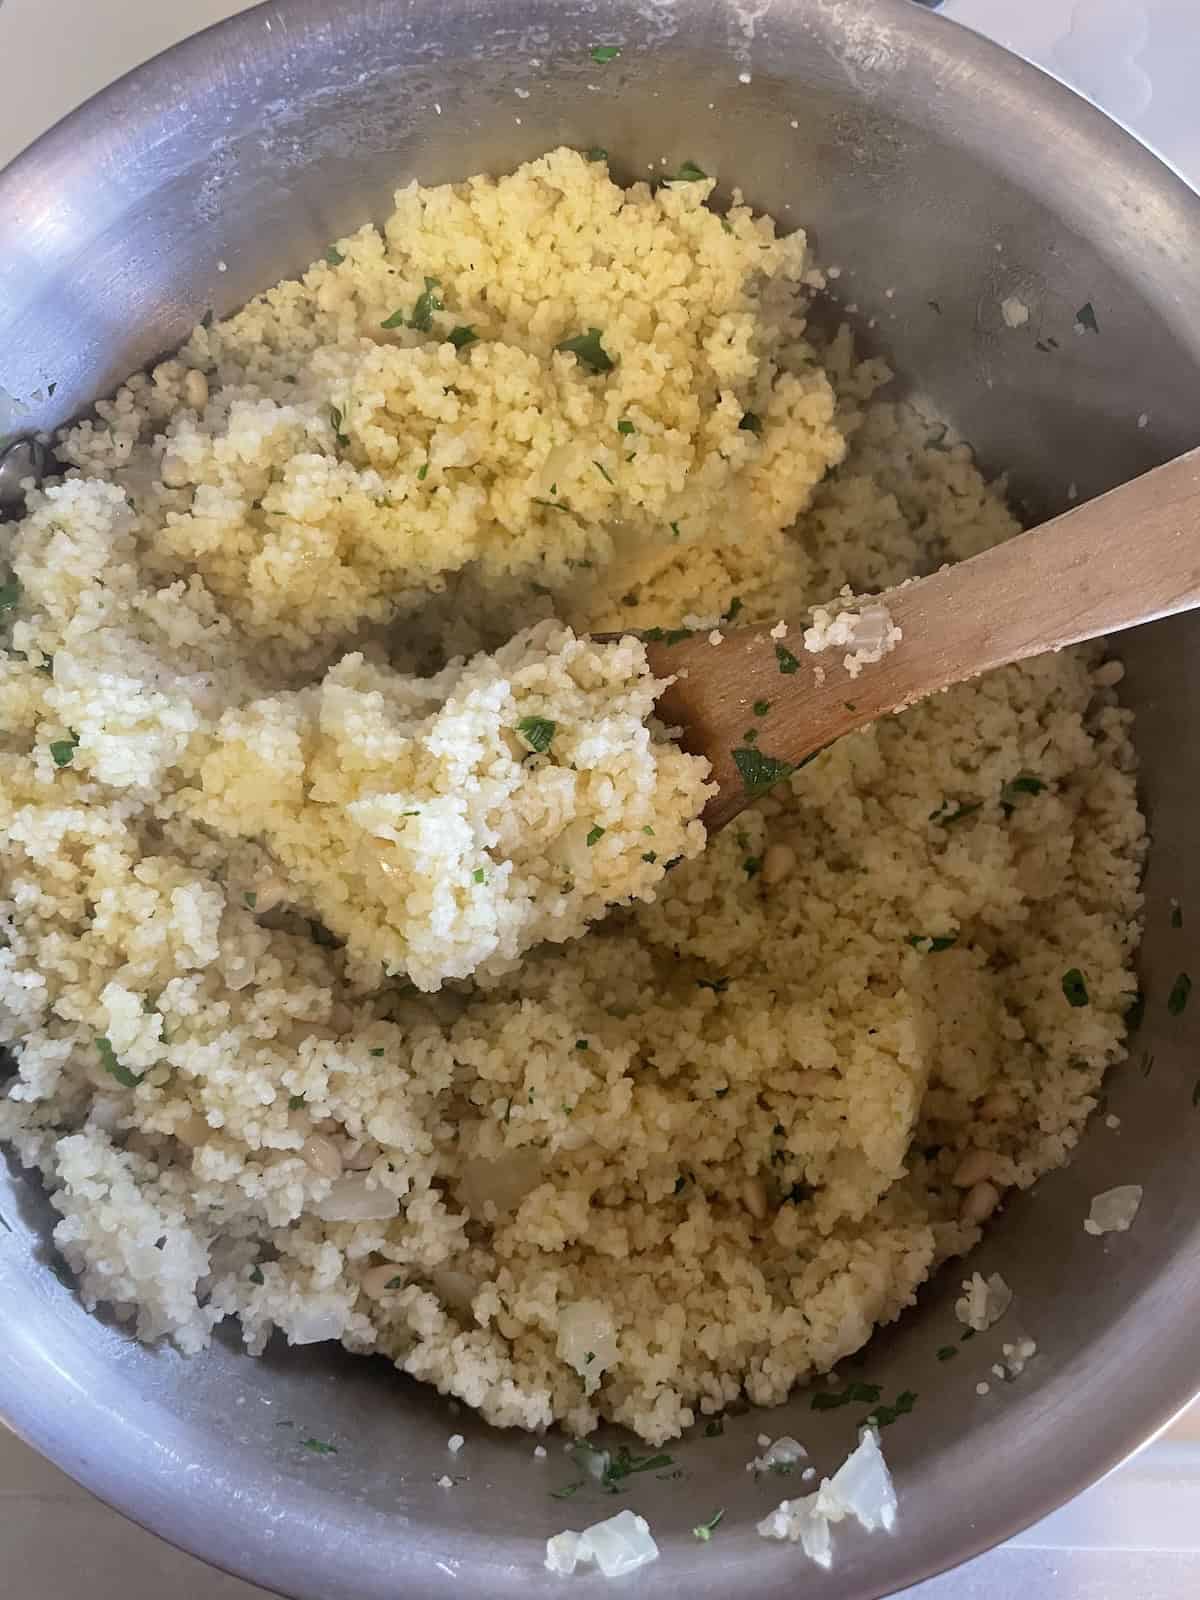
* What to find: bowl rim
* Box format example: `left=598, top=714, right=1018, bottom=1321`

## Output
left=2, top=1, right=1200, bottom=1596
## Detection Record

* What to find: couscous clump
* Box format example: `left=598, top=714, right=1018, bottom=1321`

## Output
left=0, top=149, right=1143, bottom=1444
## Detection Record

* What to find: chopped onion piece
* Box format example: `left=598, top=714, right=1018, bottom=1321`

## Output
left=546, top=1510, right=659, bottom=1578
left=954, top=1269, right=1012, bottom=1332
left=314, top=1176, right=401, bottom=1222
left=1084, top=1184, right=1143, bottom=1235
left=816, top=1426, right=897, bottom=1533
left=557, top=1298, right=618, bottom=1379
left=746, top=1434, right=808, bottom=1474
left=756, top=1493, right=833, bottom=1567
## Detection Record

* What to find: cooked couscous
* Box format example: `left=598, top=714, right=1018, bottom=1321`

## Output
left=0, top=148, right=1144, bottom=1444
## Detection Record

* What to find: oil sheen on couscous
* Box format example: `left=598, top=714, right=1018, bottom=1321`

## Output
left=0, top=149, right=1143, bottom=1445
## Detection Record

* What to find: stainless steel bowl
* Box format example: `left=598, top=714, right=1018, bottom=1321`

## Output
left=1, top=2, right=1198, bottom=1596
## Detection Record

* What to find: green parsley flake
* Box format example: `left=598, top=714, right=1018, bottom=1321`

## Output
left=752, top=699, right=770, bottom=716
left=516, top=715, right=556, bottom=754
left=550, top=1480, right=585, bottom=1500
left=1062, top=968, right=1089, bottom=1007
left=249, top=1265, right=265, bottom=1285
left=586, top=825, right=606, bottom=847
left=810, top=1380, right=882, bottom=1411
left=935, top=1345, right=958, bottom=1362
left=866, top=1390, right=918, bottom=1428
left=447, top=325, right=478, bottom=351
left=590, top=44, right=620, bottom=63
left=385, top=1275, right=403, bottom=1290
left=1168, top=972, right=1192, bottom=1016
left=556, top=327, right=615, bottom=374
left=617, top=418, right=635, bottom=435
left=97, top=1037, right=143, bottom=1089
left=49, top=733, right=80, bottom=768
left=732, top=746, right=795, bottom=798
left=576, top=1039, right=590, bottom=1051
left=704, top=1418, right=724, bottom=1437
left=288, top=1094, right=305, bottom=1109
left=586, top=146, right=608, bottom=162
left=380, top=307, right=407, bottom=329
left=907, top=934, right=957, bottom=953
left=472, top=867, right=487, bottom=884
left=1075, top=301, right=1100, bottom=333
left=775, top=642, right=800, bottom=674
left=328, top=405, right=350, bottom=448
left=669, top=520, right=681, bottom=538
left=642, top=851, right=657, bottom=863
left=642, top=825, right=654, bottom=836
left=743, top=856, right=761, bottom=878
left=692, top=1508, right=724, bottom=1541
left=369, top=1047, right=385, bottom=1057
left=324, top=246, right=345, bottom=266
left=673, top=160, right=708, bottom=182
left=742, top=728, right=758, bottom=744
left=300, top=1438, right=337, bottom=1455
left=0, top=577, right=20, bottom=612
left=597, top=1445, right=673, bottom=1489
left=243, top=891, right=257, bottom=910
left=738, top=411, right=763, bottom=434
left=593, top=459, right=614, bottom=484
left=410, top=276, right=443, bottom=332
left=417, top=461, right=429, bottom=481
left=696, top=975, right=729, bottom=993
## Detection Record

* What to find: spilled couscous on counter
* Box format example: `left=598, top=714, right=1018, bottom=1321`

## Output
left=0, top=148, right=1144, bottom=1445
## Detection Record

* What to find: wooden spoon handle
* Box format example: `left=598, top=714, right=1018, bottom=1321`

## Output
left=650, top=445, right=1200, bottom=832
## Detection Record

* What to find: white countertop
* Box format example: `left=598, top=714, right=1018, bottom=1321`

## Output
left=1, top=2, right=1198, bottom=1596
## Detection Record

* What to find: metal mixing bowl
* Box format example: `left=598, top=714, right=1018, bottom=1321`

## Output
left=1, top=2, right=1198, bottom=1595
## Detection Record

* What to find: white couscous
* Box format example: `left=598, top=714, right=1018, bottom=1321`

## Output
left=0, top=148, right=1143, bottom=1444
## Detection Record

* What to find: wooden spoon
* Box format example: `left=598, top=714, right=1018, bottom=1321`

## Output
left=646, top=446, right=1200, bottom=832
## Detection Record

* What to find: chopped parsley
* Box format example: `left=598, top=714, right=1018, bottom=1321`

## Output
left=1000, top=772, right=1046, bottom=814
left=385, top=1275, right=403, bottom=1290
left=472, top=867, right=487, bottom=884
left=556, top=327, right=615, bottom=374
left=97, top=1037, right=142, bottom=1089
left=775, top=643, right=800, bottom=674
left=738, top=411, right=763, bottom=434
left=550, top=1480, right=585, bottom=1500
left=692, top=1508, right=725, bottom=1541
left=576, top=1039, right=590, bottom=1051
left=672, top=161, right=708, bottom=182
left=0, top=578, right=20, bottom=612
left=531, top=496, right=570, bottom=513
left=752, top=699, right=771, bottom=716
left=732, top=746, right=795, bottom=798
left=1168, top=972, right=1192, bottom=1016
left=617, top=418, right=635, bottom=435
left=593, top=459, right=614, bottom=484
left=249, top=1265, right=265, bottom=1285
left=742, top=728, right=758, bottom=744
left=324, top=245, right=345, bottom=266
left=410, top=276, right=443, bottom=331
left=49, top=732, right=80, bottom=768
left=1062, top=968, right=1089, bottom=1007
left=590, top=44, right=620, bottom=63
left=328, top=405, right=350, bottom=449
left=669, top=520, right=681, bottom=538
left=447, top=324, right=478, bottom=350
left=370, top=1047, right=385, bottom=1057
left=598, top=1445, right=674, bottom=1490
left=907, top=934, right=957, bottom=953
left=723, top=596, right=743, bottom=623
left=703, top=1418, right=724, bottom=1438
left=1075, top=301, right=1100, bottom=333
left=866, top=1389, right=917, bottom=1428
left=811, top=1381, right=881, bottom=1411
left=300, top=1438, right=337, bottom=1455
left=642, top=825, right=654, bottom=836
left=930, top=799, right=983, bottom=826
left=515, top=715, right=556, bottom=754
left=586, top=146, right=608, bottom=162
left=586, top=825, right=606, bottom=847
left=696, top=976, right=729, bottom=994
left=936, top=1345, right=957, bottom=1362
left=642, top=851, right=657, bottom=863
left=243, top=891, right=257, bottom=910
left=417, top=462, right=429, bottom=481
left=288, top=1094, right=305, bottom=1109
left=743, top=856, right=761, bottom=878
